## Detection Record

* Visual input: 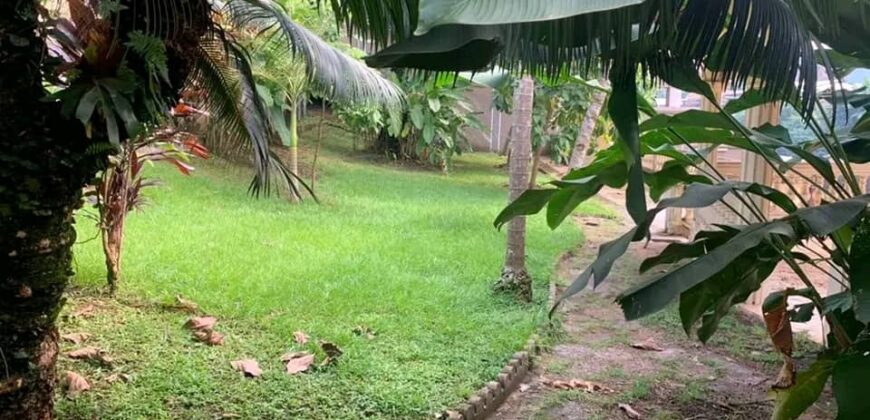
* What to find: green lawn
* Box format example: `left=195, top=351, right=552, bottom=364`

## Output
left=59, top=129, right=610, bottom=419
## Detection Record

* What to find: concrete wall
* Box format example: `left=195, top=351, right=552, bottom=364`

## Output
left=463, top=86, right=514, bottom=153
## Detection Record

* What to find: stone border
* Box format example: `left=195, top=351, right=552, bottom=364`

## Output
left=441, top=281, right=558, bottom=420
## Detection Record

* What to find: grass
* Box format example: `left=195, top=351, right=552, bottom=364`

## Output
left=58, top=126, right=611, bottom=419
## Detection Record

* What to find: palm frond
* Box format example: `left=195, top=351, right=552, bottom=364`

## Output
left=364, top=0, right=818, bottom=116
left=320, top=0, right=419, bottom=48
left=225, top=0, right=403, bottom=108
left=189, top=36, right=305, bottom=198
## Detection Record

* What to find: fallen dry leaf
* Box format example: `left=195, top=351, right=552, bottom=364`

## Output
left=293, top=331, right=309, bottom=344
left=184, top=316, right=217, bottom=331
left=318, top=340, right=343, bottom=367
left=67, top=347, right=100, bottom=360
left=65, top=371, right=90, bottom=397
left=618, top=403, right=642, bottom=419
left=519, top=384, right=531, bottom=393
left=320, top=340, right=343, bottom=358
left=67, top=346, right=113, bottom=366
left=173, top=295, right=199, bottom=314
left=105, top=373, right=132, bottom=384
left=230, top=359, right=262, bottom=378
left=72, top=304, right=96, bottom=318
left=542, top=378, right=613, bottom=393
left=61, top=332, right=92, bottom=345
left=352, top=325, right=376, bottom=340
left=281, top=352, right=315, bottom=374
left=763, top=291, right=796, bottom=389
left=630, top=339, right=664, bottom=352
left=193, top=330, right=225, bottom=346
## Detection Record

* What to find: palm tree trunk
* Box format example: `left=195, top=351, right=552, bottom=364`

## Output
left=495, top=76, right=534, bottom=302
left=528, top=146, right=545, bottom=189
left=288, top=102, right=300, bottom=202
left=0, top=2, right=106, bottom=417
left=568, top=86, right=607, bottom=169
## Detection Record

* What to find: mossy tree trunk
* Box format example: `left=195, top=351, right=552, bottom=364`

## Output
left=0, top=1, right=106, bottom=417
left=495, top=76, right=534, bottom=302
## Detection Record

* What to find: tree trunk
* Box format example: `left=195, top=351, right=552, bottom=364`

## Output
left=528, top=146, right=545, bottom=189
left=0, top=2, right=105, bottom=417
left=568, top=85, right=607, bottom=169
left=495, top=77, right=534, bottom=302
left=287, top=102, right=300, bottom=202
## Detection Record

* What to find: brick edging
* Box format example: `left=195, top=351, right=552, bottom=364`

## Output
left=441, top=281, right=559, bottom=420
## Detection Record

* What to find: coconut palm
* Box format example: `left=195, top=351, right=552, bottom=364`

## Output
left=0, top=0, right=400, bottom=417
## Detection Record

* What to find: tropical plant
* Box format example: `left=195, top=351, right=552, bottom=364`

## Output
left=333, top=102, right=387, bottom=150
left=324, top=0, right=870, bottom=417
left=1, top=0, right=400, bottom=416
left=335, top=73, right=484, bottom=171
left=85, top=127, right=209, bottom=294
left=530, top=78, right=596, bottom=186
left=382, top=74, right=483, bottom=171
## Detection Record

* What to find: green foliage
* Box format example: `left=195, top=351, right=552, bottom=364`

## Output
left=532, top=80, right=592, bottom=164
left=335, top=73, right=483, bottom=171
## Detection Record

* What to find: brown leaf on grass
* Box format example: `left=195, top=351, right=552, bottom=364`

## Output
left=173, top=295, right=199, bottom=314
left=67, top=346, right=113, bottom=366
left=320, top=341, right=343, bottom=358
left=293, top=331, right=309, bottom=344
left=65, top=371, right=90, bottom=397
left=763, top=291, right=796, bottom=389
left=281, top=352, right=315, bottom=374
left=629, top=339, right=663, bottom=352
left=61, top=332, right=92, bottom=345
left=318, top=340, right=343, bottom=367
left=105, top=373, right=132, bottom=384
left=67, top=347, right=100, bottom=359
left=230, top=359, right=262, bottom=378
left=352, top=325, right=376, bottom=340
left=184, top=316, right=217, bottom=331
left=192, top=330, right=225, bottom=346
left=72, top=304, right=96, bottom=318
left=618, top=403, right=642, bottom=419
left=541, top=378, right=613, bottom=393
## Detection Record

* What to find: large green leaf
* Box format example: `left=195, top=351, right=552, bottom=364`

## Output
left=609, top=72, right=647, bottom=225
left=833, top=351, right=870, bottom=419
left=416, top=0, right=644, bottom=34
left=841, top=138, right=870, bottom=164
left=640, top=230, right=735, bottom=274
left=772, top=358, right=834, bottom=420
left=493, top=189, right=559, bottom=229
left=680, top=249, right=780, bottom=342
left=645, top=163, right=712, bottom=202
left=617, top=221, right=795, bottom=320
left=552, top=180, right=795, bottom=312
left=551, top=227, right=642, bottom=315
left=790, top=196, right=870, bottom=236
left=75, top=86, right=101, bottom=125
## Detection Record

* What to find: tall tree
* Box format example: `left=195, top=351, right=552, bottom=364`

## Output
left=0, top=0, right=400, bottom=417
left=495, top=76, right=534, bottom=302
left=569, top=84, right=607, bottom=169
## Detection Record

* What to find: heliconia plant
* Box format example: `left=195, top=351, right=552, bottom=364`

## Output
left=85, top=127, right=209, bottom=294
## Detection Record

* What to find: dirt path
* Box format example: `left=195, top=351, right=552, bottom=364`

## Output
left=492, top=215, right=833, bottom=420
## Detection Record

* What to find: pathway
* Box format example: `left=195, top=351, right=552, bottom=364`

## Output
left=492, top=213, right=833, bottom=420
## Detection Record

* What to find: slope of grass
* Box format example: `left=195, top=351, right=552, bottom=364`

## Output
left=59, top=128, right=610, bottom=419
